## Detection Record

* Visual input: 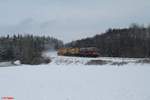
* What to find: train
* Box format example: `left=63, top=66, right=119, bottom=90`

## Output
left=57, top=47, right=99, bottom=57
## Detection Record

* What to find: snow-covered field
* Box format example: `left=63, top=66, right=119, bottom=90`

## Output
left=0, top=52, right=150, bottom=100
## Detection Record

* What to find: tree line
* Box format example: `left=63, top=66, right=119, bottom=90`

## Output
left=0, top=34, right=63, bottom=64
left=66, top=24, right=150, bottom=58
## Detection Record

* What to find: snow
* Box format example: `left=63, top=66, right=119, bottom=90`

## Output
left=0, top=52, right=150, bottom=100
left=0, top=62, right=13, bottom=67
left=43, top=51, right=142, bottom=65
left=13, top=60, right=21, bottom=65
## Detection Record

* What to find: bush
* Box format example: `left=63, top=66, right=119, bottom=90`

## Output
left=86, top=60, right=111, bottom=65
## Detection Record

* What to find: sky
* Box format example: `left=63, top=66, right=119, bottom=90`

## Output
left=0, top=0, right=150, bottom=43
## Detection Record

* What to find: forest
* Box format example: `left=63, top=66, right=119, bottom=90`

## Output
left=0, top=34, right=63, bottom=64
left=1, top=24, right=150, bottom=65
left=66, top=24, right=150, bottom=58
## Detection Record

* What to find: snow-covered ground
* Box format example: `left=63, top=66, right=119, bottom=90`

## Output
left=43, top=51, right=145, bottom=65
left=0, top=51, right=150, bottom=100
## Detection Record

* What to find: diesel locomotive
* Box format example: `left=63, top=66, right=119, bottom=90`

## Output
left=58, top=47, right=99, bottom=57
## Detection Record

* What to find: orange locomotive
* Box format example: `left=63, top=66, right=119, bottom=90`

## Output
left=58, top=47, right=99, bottom=57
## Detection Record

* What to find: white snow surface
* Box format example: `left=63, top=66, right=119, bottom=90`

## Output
left=43, top=51, right=142, bottom=65
left=0, top=51, right=150, bottom=100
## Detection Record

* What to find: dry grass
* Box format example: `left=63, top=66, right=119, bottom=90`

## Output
left=86, top=60, right=111, bottom=65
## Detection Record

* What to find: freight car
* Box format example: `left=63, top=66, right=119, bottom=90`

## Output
left=58, top=47, right=99, bottom=57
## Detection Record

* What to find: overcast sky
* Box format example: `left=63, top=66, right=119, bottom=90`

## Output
left=0, top=0, right=150, bottom=42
